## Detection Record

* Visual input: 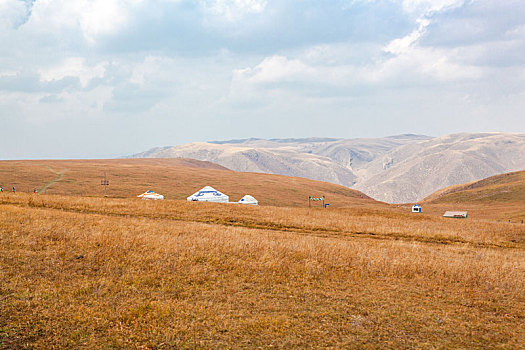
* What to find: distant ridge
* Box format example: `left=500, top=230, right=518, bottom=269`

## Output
left=209, top=138, right=264, bottom=144
left=130, top=133, right=525, bottom=203
left=209, top=135, right=429, bottom=144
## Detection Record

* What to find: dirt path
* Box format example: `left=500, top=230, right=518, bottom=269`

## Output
left=39, top=167, right=68, bottom=193
left=1, top=200, right=523, bottom=251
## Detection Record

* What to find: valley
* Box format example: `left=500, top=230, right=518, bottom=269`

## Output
left=131, top=133, right=525, bottom=203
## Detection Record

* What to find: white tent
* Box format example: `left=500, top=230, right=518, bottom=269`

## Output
left=238, top=195, right=258, bottom=205
left=137, top=190, right=164, bottom=200
left=412, top=204, right=422, bottom=213
left=187, top=186, right=229, bottom=203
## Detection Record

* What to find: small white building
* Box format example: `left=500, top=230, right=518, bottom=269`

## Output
left=238, top=195, right=258, bottom=205
left=443, top=211, right=468, bottom=218
left=412, top=204, right=422, bottom=213
left=187, top=186, right=229, bottom=203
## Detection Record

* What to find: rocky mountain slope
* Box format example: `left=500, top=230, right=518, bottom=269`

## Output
left=131, top=133, right=525, bottom=203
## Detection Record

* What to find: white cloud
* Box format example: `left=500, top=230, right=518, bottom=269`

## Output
left=0, top=0, right=28, bottom=29
left=381, top=0, right=482, bottom=83
left=374, top=46, right=482, bottom=82
left=0, top=69, right=17, bottom=78
left=26, top=0, right=143, bottom=44
left=129, top=55, right=176, bottom=86
left=1, top=84, right=113, bottom=126
left=233, top=43, right=482, bottom=95
left=384, top=17, right=430, bottom=55
left=402, top=0, right=467, bottom=14
left=234, top=56, right=313, bottom=84
left=387, top=0, right=466, bottom=55
left=39, top=57, right=107, bottom=87
left=1, top=0, right=525, bottom=158
left=204, top=0, right=267, bottom=21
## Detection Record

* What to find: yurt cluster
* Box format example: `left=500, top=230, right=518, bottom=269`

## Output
left=136, top=189, right=465, bottom=216
left=137, top=186, right=258, bottom=205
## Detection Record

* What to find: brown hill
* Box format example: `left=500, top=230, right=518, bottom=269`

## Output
left=424, top=170, right=525, bottom=203
left=420, top=170, right=525, bottom=221
left=0, top=158, right=373, bottom=207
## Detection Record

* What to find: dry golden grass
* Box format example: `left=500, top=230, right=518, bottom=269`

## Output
left=425, top=170, right=525, bottom=203
left=0, top=159, right=371, bottom=207
left=1, top=193, right=524, bottom=349
left=419, top=170, right=525, bottom=222
left=2, top=193, right=524, bottom=248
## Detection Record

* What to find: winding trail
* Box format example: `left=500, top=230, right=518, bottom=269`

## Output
left=39, top=167, right=67, bottom=193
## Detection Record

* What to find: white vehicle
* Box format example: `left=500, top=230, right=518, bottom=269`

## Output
left=412, top=204, right=422, bottom=213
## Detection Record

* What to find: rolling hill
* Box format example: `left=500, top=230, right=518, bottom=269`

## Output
left=130, top=135, right=430, bottom=194
left=131, top=132, right=525, bottom=203
left=425, top=170, right=525, bottom=204
left=419, top=170, right=525, bottom=221
left=0, top=158, right=373, bottom=207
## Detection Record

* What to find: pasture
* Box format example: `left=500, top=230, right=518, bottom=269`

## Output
left=1, top=192, right=524, bottom=348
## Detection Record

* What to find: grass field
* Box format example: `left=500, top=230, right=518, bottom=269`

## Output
left=1, top=192, right=524, bottom=348
left=0, top=159, right=371, bottom=207
left=423, top=170, right=525, bottom=221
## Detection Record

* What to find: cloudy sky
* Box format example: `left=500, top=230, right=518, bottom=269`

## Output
left=1, top=0, right=524, bottom=159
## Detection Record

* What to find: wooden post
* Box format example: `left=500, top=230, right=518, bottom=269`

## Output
left=101, top=172, right=109, bottom=197
left=308, top=196, right=311, bottom=208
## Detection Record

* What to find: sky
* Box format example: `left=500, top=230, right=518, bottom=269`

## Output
left=1, top=0, right=525, bottom=159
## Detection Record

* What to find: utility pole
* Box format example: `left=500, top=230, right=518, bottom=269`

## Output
left=101, top=172, right=109, bottom=197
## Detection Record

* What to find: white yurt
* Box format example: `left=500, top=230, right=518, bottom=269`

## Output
left=238, top=195, right=258, bottom=205
left=412, top=204, right=422, bottom=213
left=187, top=186, right=229, bottom=203
left=137, top=190, right=164, bottom=200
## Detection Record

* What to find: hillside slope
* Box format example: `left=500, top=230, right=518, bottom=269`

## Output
left=133, top=141, right=359, bottom=188
left=424, top=170, right=525, bottom=203
left=353, top=133, right=525, bottom=203
left=0, top=159, right=373, bottom=207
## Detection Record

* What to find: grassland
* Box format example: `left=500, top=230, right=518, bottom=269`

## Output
left=423, top=170, right=525, bottom=221
left=0, top=159, right=371, bottom=207
left=1, top=192, right=524, bottom=349
left=425, top=170, right=525, bottom=203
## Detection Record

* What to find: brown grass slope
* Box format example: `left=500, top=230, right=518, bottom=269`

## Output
left=421, top=170, right=525, bottom=221
left=1, top=194, right=524, bottom=348
left=425, top=170, right=525, bottom=203
left=0, top=159, right=372, bottom=207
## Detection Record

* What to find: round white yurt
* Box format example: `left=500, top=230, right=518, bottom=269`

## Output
left=238, top=195, right=258, bottom=205
left=412, top=204, right=422, bottom=213
left=187, top=186, right=229, bottom=203
left=137, top=190, right=164, bottom=200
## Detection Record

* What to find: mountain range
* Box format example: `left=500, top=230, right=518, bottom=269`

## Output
left=130, top=132, right=525, bottom=203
